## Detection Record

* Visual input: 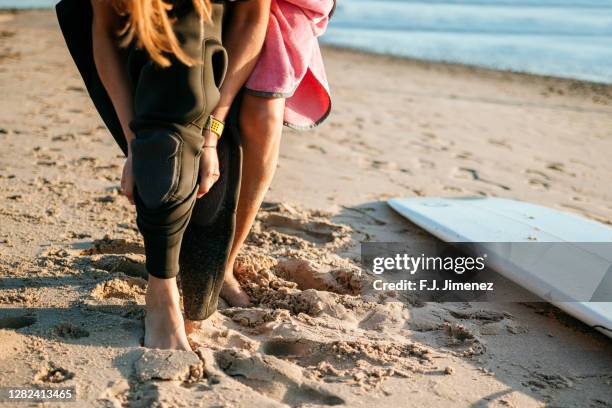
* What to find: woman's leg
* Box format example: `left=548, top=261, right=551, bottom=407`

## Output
left=220, top=94, right=286, bottom=306
left=59, top=0, right=231, bottom=345
left=132, top=112, right=206, bottom=351
left=128, top=4, right=226, bottom=348
left=144, top=276, right=191, bottom=350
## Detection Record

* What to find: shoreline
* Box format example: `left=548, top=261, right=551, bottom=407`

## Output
left=321, top=44, right=612, bottom=99
left=2, top=8, right=611, bottom=93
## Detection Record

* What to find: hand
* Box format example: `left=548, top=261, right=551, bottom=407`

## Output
left=121, top=153, right=135, bottom=205
left=197, top=144, right=220, bottom=198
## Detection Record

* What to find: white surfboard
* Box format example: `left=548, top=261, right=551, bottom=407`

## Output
left=387, top=197, right=612, bottom=338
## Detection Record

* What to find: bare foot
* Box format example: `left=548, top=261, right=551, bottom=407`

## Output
left=144, top=276, right=191, bottom=351
left=144, top=311, right=191, bottom=350
left=220, top=270, right=250, bottom=307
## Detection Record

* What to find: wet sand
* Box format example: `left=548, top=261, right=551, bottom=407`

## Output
left=0, top=9, right=611, bottom=408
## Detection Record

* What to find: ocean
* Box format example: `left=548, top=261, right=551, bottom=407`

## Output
left=324, top=0, right=612, bottom=84
left=3, top=0, right=611, bottom=84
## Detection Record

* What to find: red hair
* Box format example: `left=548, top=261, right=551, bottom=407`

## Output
left=112, top=0, right=211, bottom=67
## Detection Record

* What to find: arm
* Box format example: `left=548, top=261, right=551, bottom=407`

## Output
left=91, top=0, right=135, bottom=152
left=209, top=0, right=271, bottom=126
left=198, top=0, right=271, bottom=196
left=91, top=0, right=136, bottom=203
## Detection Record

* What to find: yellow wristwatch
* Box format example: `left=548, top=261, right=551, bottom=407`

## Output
left=205, top=115, right=225, bottom=140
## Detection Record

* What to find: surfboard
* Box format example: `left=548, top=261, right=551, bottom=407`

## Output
left=387, top=197, right=612, bottom=338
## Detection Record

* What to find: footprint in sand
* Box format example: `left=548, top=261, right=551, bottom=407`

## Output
left=51, top=133, right=76, bottom=142
left=223, top=308, right=289, bottom=329
left=523, top=371, right=574, bottom=392
left=261, top=338, right=317, bottom=359
left=91, top=254, right=147, bottom=279
left=525, top=168, right=551, bottom=190
left=546, top=161, right=576, bottom=177
left=358, top=301, right=409, bottom=332
left=455, top=167, right=511, bottom=191
left=274, top=258, right=362, bottom=295
left=81, top=237, right=144, bottom=256
left=35, top=363, right=74, bottom=384
left=488, top=138, right=512, bottom=149
left=260, top=288, right=340, bottom=318
left=454, top=151, right=474, bottom=160
left=443, top=185, right=463, bottom=192
left=442, top=323, right=486, bottom=356
left=261, top=212, right=350, bottom=246
left=444, top=323, right=476, bottom=342
left=307, top=144, right=327, bottom=154
left=528, top=178, right=550, bottom=190
left=215, top=349, right=344, bottom=406
left=525, top=168, right=551, bottom=180
left=234, top=257, right=363, bottom=318
left=446, top=308, right=511, bottom=322
left=54, top=322, right=90, bottom=339
left=186, top=314, right=258, bottom=350
left=0, top=313, right=37, bottom=330
left=447, top=309, right=519, bottom=336
left=91, top=277, right=147, bottom=302
left=416, top=158, right=436, bottom=169
left=86, top=276, right=146, bottom=318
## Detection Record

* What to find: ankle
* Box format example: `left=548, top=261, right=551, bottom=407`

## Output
left=146, top=276, right=180, bottom=305
left=223, top=274, right=241, bottom=288
left=146, top=293, right=179, bottom=311
left=225, top=259, right=236, bottom=275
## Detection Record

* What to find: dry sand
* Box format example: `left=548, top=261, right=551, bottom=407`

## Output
left=0, top=9, right=611, bottom=408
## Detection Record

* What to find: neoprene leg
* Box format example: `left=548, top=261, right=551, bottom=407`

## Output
left=128, top=3, right=226, bottom=279
left=180, top=94, right=242, bottom=320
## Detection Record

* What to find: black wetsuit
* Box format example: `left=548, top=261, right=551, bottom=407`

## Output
left=56, top=0, right=241, bottom=320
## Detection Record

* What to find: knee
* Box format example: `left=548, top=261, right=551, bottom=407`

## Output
left=131, top=127, right=197, bottom=210
left=239, top=98, right=284, bottom=149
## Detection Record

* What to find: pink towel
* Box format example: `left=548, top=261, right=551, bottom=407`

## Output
left=244, top=0, right=334, bottom=129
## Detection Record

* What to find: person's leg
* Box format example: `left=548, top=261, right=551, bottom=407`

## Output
left=58, top=0, right=233, bottom=346
left=220, top=94, right=285, bottom=306
left=180, top=92, right=242, bottom=331
left=132, top=126, right=203, bottom=350
left=128, top=3, right=226, bottom=348
left=144, top=275, right=191, bottom=350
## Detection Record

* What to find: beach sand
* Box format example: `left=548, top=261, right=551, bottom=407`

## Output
left=0, top=9, right=611, bottom=408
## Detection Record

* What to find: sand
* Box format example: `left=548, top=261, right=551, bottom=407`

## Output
left=0, top=9, right=611, bottom=408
